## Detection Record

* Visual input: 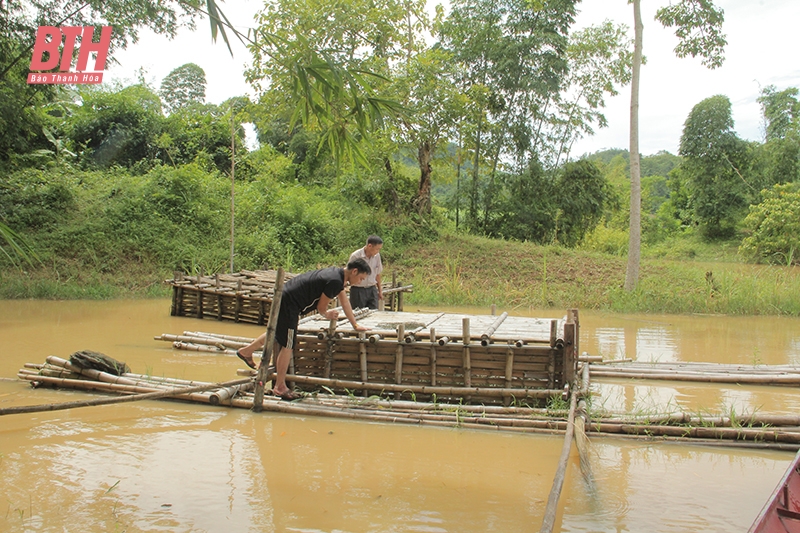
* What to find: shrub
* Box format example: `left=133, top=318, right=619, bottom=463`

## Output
left=740, top=183, right=800, bottom=265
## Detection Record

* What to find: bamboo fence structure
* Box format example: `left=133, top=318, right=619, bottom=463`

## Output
left=166, top=268, right=413, bottom=325
left=155, top=309, right=579, bottom=407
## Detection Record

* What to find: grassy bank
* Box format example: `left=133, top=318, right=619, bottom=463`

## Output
left=2, top=233, right=799, bottom=316
left=392, top=234, right=800, bottom=316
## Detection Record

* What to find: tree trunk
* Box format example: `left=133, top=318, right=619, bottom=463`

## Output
left=384, top=157, right=401, bottom=214
left=625, top=0, right=643, bottom=291
left=415, top=140, right=433, bottom=215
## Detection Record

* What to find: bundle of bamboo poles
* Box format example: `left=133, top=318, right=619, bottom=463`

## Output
left=17, top=356, right=253, bottom=406
left=589, top=360, right=800, bottom=386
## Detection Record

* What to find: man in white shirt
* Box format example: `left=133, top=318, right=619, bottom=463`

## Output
left=348, top=235, right=384, bottom=309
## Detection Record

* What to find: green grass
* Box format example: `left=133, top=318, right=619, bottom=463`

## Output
left=393, top=233, right=800, bottom=316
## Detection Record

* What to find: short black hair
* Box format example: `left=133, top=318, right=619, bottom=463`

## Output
left=366, top=235, right=383, bottom=246
left=347, top=257, right=372, bottom=275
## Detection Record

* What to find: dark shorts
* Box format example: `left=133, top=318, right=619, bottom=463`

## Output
left=349, top=286, right=379, bottom=309
left=275, top=298, right=301, bottom=349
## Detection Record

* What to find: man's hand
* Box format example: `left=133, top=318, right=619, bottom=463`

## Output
left=354, top=323, right=370, bottom=332
left=325, top=309, right=340, bottom=320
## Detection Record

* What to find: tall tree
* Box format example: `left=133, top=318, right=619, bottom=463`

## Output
left=624, top=0, right=726, bottom=291
left=160, top=63, right=207, bottom=115
left=678, top=94, right=750, bottom=237
left=438, top=0, right=578, bottom=230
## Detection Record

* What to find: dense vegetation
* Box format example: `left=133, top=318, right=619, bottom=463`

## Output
left=1, top=0, right=798, bottom=314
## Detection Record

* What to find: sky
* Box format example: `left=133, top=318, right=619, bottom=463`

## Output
left=106, top=0, right=800, bottom=158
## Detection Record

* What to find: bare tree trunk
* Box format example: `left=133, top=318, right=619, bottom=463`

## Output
left=625, top=0, right=643, bottom=291
left=383, top=157, right=401, bottom=214
left=415, top=140, right=433, bottom=215
left=230, top=116, right=236, bottom=273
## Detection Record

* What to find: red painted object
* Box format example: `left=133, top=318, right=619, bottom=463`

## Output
left=750, top=450, right=800, bottom=533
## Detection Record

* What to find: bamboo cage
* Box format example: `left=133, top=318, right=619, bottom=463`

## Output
left=166, top=269, right=413, bottom=325
left=155, top=309, right=579, bottom=407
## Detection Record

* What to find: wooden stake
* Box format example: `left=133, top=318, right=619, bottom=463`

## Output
left=253, top=267, right=285, bottom=412
left=540, top=386, right=577, bottom=533
left=430, top=328, right=437, bottom=387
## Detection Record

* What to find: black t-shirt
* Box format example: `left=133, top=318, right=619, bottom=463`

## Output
left=283, top=266, right=345, bottom=315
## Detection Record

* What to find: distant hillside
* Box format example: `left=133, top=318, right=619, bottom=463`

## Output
left=585, top=149, right=681, bottom=178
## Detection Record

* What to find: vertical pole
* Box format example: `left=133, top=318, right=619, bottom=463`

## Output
left=429, top=327, right=437, bottom=387
left=563, top=321, right=576, bottom=389
left=324, top=318, right=337, bottom=379
left=549, top=318, right=558, bottom=389
left=395, top=324, right=405, bottom=398
left=359, top=331, right=368, bottom=396
left=253, top=267, right=285, bottom=412
left=462, top=318, right=471, bottom=388
left=234, top=280, right=242, bottom=322
left=391, top=271, right=397, bottom=311
left=230, top=112, right=235, bottom=273
left=504, top=344, right=514, bottom=407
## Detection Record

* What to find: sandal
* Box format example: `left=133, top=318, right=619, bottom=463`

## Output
left=274, top=389, right=301, bottom=401
left=236, top=349, right=257, bottom=370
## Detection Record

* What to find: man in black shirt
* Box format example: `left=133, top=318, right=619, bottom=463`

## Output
left=237, top=258, right=372, bottom=400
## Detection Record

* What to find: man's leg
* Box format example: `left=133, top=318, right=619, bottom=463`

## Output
left=236, top=332, right=266, bottom=368
left=272, top=344, right=293, bottom=395
left=365, top=286, right=379, bottom=309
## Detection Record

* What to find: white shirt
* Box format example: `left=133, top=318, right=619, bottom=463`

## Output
left=348, top=247, right=382, bottom=288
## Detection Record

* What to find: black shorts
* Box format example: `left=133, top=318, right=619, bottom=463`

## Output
left=275, top=297, right=301, bottom=349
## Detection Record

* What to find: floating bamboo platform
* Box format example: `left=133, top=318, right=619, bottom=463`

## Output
left=12, top=348, right=800, bottom=450
left=155, top=309, right=581, bottom=407
left=166, top=269, right=413, bottom=325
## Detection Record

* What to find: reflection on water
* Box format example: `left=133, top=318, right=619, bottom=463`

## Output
left=1, top=300, right=800, bottom=531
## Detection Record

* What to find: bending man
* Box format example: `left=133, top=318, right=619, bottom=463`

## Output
left=236, top=259, right=371, bottom=400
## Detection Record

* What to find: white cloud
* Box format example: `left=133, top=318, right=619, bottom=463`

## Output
left=570, top=0, right=800, bottom=157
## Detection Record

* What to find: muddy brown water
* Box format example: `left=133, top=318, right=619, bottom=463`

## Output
left=2, top=300, right=800, bottom=532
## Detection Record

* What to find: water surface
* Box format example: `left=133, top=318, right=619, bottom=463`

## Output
left=2, top=300, right=798, bottom=532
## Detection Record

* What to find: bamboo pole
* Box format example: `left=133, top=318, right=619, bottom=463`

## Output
left=324, top=318, right=337, bottom=379
left=463, top=318, right=471, bottom=388
left=503, top=345, right=514, bottom=407
left=395, top=324, right=405, bottom=399
left=430, top=328, right=437, bottom=387
left=359, top=332, right=368, bottom=397
left=275, top=373, right=565, bottom=399
left=575, top=364, right=593, bottom=483
left=3, top=377, right=252, bottom=416
left=481, top=312, right=508, bottom=346
left=253, top=266, right=285, bottom=412
left=405, top=313, right=445, bottom=343
left=540, top=386, right=578, bottom=533
left=589, top=368, right=800, bottom=385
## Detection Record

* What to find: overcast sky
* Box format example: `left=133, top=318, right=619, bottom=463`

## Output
left=106, top=0, right=800, bottom=157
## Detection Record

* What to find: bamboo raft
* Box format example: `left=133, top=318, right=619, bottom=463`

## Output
left=156, top=309, right=580, bottom=407
left=167, top=269, right=413, bottom=325
left=12, top=348, right=800, bottom=450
